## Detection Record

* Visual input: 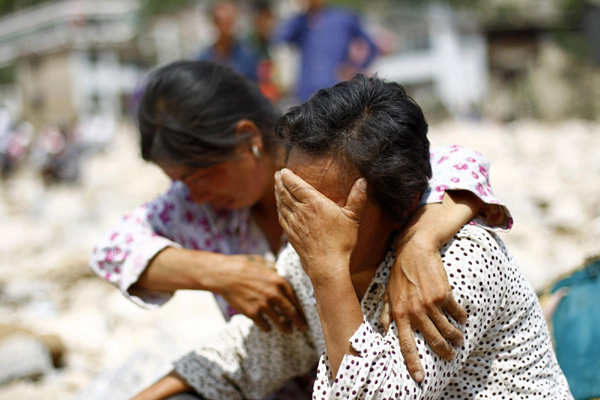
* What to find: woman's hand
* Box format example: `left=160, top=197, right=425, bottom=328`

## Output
left=383, top=233, right=466, bottom=383
left=274, top=168, right=367, bottom=280
left=275, top=168, right=369, bottom=376
left=138, top=247, right=307, bottom=334
left=214, top=254, right=308, bottom=334
left=382, top=191, right=480, bottom=383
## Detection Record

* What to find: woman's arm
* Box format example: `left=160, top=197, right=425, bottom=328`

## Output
left=138, top=247, right=307, bottom=333
left=275, top=169, right=368, bottom=375
left=315, top=227, right=506, bottom=399
left=131, top=371, right=191, bottom=400
left=385, top=145, right=512, bottom=382
left=173, top=305, right=319, bottom=400
left=90, top=182, right=306, bottom=333
left=385, top=191, right=478, bottom=382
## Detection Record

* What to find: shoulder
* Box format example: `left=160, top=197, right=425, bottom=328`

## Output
left=442, top=225, right=516, bottom=293
left=283, top=12, right=307, bottom=28
left=442, top=225, right=503, bottom=263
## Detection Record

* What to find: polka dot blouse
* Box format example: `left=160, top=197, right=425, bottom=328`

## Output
left=173, top=225, right=573, bottom=399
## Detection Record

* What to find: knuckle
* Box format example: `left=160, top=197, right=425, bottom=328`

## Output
left=266, top=293, right=279, bottom=304
left=286, top=307, right=299, bottom=317
left=432, top=288, right=450, bottom=303
left=271, top=276, right=286, bottom=287
left=443, top=327, right=460, bottom=339
left=400, top=343, right=418, bottom=358
left=432, top=293, right=447, bottom=305
left=277, top=280, right=290, bottom=291
left=248, top=307, right=261, bottom=318
left=430, top=337, right=450, bottom=351
left=407, top=301, right=426, bottom=314
left=256, top=300, right=269, bottom=311
left=392, top=310, right=409, bottom=323
left=422, top=301, right=438, bottom=313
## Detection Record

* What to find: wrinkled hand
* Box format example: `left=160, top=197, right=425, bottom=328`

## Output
left=217, top=254, right=308, bottom=334
left=381, top=234, right=467, bottom=383
left=274, top=168, right=367, bottom=280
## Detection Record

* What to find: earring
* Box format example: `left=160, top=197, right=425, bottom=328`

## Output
left=252, top=145, right=262, bottom=158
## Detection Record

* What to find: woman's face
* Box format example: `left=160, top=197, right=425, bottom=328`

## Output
left=158, top=145, right=270, bottom=210
left=286, top=149, right=396, bottom=273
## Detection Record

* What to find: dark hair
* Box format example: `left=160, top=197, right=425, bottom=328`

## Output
left=138, top=60, right=279, bottom=168
left=276, top=74, right=432, bottom=222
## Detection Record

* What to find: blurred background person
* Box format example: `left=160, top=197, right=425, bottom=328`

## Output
left=250, top=1, right=282, bottom=102
left=30, top=123, right=79, bottom=186
left=250, top=0, right=276, bottom=62
left=198, top=1, right=260, bottom=82
left=273, top=0, right=380, bottom=101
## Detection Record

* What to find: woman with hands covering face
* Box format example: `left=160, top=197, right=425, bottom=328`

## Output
left=132, top=75, right=568, bottom=400
left=90, top=61, right=512, bottom=388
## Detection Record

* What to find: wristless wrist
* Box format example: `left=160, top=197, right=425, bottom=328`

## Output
left=397, top=224, right=444, bottom=252
left=304, top=256, right=350, bottom=283
left=311, top=267, right=354, bottom=296
left=190, top=252, right=229, bottom=293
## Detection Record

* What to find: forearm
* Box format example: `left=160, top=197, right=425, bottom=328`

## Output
left=401, top=190, right=482, bottom=248
left=131, top=370, right=191, bottom=400
left=134, top=247, right=227, bottom=292
left=312, top=271, right=364, bottom=377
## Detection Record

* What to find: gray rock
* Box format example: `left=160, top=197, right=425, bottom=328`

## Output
left=0, top=334, right=53, bottom=384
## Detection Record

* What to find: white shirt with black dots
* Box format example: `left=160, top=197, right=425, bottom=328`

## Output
left=174, top=225, right=573, bottom=400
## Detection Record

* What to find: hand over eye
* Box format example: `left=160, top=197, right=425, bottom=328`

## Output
left=274, top=168, right=367, bottom=279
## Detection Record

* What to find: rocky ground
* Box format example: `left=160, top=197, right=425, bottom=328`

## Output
left=0, top=119, right=598, bottom=399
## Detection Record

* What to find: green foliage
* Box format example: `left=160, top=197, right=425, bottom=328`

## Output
left=139, top=0, right=203, bottom=18
left=0, top=0, right=51, bottom=17
left=328, top=0, right=367, bottom=10
left=0, top=64, right=15, bottom=85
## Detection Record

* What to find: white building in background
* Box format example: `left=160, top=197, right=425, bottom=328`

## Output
left=0, top=0, right=145, bottom=129
left=371, top=4, right=488, bottom=118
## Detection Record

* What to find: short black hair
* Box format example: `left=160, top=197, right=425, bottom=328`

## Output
left=276, top=74, right=432, bottom=222
left=138, top=61, right=279, bottom=168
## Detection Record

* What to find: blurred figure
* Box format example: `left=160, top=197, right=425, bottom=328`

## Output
left=198, top=1, right=260, bottom=81
left=273, top=0, right=379, bottom=101
left=0, top=109, right=34, bottom=180
left=0, top=108, right=14, bottom=179
left=251, top=1, right=281, bottom=102
left=251, top=1, right=276, bottom=61
left=31, top=124, right=79, bottom=185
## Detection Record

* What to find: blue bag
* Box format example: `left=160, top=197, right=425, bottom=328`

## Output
left=551, top=256, right=600, bottom=400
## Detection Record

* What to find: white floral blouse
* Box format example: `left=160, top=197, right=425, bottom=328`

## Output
left=173, top=225, right=573, bottom=400
left=89, top=146, right=513, bottom=318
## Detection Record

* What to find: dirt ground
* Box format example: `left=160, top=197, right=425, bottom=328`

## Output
left=0, top=119, right=598, bottom=398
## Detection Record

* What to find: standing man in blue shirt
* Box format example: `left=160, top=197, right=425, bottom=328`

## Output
left=274, top=0, right=379, bottom=101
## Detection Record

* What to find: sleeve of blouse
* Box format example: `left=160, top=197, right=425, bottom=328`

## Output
left=173, top=314, right=319, bottom=400
left=312, top=225, right=505, bottom=400
left=422, top=145, right=514, bottom=232
left=89, top=182, right=197, bottom=309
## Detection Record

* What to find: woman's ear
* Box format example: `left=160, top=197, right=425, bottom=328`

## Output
left=234, top=119, right=263, bottom=150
